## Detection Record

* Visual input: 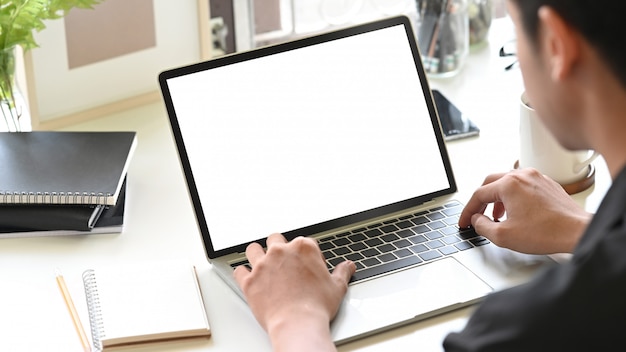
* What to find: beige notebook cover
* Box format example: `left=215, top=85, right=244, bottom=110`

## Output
left=82, top=260, right=210, bottom=350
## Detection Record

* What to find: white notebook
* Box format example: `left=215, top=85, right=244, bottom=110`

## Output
left=82, top=260, right=210, bottom=350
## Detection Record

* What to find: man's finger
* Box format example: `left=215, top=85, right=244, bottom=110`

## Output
left=246, top=242, right=266, bottom=265
left=266, top=233, right=288, bottom=247
left=471, top=213, right=498, bottom=239
left=233, top=265, right=251, bottom=288
left=481, top=172, right=507, bottom=186
left=459, top=181, right=503, bottom=228
left=332, top=260, right=356, bottom=287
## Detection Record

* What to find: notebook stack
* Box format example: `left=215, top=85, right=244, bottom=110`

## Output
left=0, top=131, right=137, bottom=238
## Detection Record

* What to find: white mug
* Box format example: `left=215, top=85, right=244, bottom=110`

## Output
left=519, top=92, right=598, bottom=185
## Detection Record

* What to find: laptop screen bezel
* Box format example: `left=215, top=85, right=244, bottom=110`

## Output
left=159, top=15, right=457, bottom=259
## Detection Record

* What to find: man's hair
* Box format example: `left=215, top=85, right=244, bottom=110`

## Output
left=511, top=0, right=626, bottom=88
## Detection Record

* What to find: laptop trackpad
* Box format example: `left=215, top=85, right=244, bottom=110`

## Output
left=331, top=257, right=493, bottom=344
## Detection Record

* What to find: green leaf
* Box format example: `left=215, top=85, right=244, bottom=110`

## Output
left=0, top=0, right=102, bottom=129
left=0, top=0, right=102, bottom=51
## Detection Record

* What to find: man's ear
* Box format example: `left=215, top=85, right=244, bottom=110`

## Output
left=538, top=6, right=580, bottom=82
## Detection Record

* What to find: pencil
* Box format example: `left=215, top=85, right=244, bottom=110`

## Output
left=55, top=269, right=91, bottom=352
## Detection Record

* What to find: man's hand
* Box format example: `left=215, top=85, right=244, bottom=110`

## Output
left=234, top=233, right=355, bottom=352
left=459, top=168, right=592, bottom=254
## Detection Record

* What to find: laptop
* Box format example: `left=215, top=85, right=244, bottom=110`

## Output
left=158, top=16, right=552, bottom=345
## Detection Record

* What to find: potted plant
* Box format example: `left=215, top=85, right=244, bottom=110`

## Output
left=0, top=0, right=102, bottom=132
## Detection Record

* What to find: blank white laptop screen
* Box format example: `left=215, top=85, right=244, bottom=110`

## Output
left=164, top=23, right=450, bottom=252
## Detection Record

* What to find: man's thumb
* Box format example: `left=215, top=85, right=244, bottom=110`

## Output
left=333, top=260, right=356, bottom=285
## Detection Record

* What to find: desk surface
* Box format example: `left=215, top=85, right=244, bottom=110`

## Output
left=0, top=17, right=611, bottom=352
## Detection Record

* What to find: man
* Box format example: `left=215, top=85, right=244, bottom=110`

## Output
left=234, top=0, right=626, bottom=350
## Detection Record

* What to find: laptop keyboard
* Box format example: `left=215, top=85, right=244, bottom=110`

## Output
left=230, top=200, right=490, bottom=283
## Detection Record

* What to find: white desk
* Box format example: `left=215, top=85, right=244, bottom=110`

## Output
left=0, top=17, right=611, bottom=352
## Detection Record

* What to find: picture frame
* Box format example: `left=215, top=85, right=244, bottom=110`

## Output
left=23, top=0, right=212, bottom=130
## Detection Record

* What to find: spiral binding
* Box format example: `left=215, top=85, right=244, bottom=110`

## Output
left=0, top=191, right=112, bottom=204
left=83, top=269, right=105, bottom=352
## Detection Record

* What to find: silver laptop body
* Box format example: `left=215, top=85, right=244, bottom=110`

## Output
left=159, top=16, right=552, bottom=344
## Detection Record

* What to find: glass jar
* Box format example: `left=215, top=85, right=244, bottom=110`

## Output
left=414, top=0, right=469, bottom=77
left=468, top=0, right=493, bottom=46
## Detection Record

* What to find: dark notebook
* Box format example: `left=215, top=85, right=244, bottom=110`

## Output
left=0, top=131, right=136, bottom=205
left=0, top=203, right=104, bottom=231
left=0, top=177, right=127, bottom=238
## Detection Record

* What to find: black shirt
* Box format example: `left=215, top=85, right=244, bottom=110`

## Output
left=443, top=166, right=626, bottom=351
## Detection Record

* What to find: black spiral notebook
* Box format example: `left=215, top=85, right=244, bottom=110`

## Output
left=0, top=131, right=136, bottom=205
left=0, top=177, right=127, bottom=238
left=0, top=204, right=104, bottom=231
